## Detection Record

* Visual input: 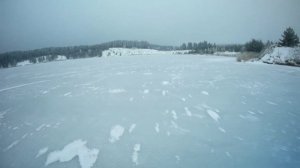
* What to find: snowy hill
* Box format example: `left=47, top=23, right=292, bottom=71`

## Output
left=102, top=48, right=190, bottom=57
left=260, top=46, right=300, bottom=66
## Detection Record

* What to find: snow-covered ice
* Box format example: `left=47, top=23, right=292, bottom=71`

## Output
left=0, top=54, right=300, bottom=168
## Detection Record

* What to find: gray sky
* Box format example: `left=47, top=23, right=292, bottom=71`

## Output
left=0, top=0, right=299, bottom=53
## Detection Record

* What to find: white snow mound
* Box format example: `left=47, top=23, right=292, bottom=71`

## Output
left=260, top=47, right=300, bottom=66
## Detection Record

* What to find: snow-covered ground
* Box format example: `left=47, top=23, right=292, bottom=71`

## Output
left=260, top=47, right=300, bottom=66
left=16, top=55, right=67, bottom=67
left=102, top=48, right=190, bottom=57
left=214, top=51, right=240, bottom=57
left=0, top=54, right=300, bottom=168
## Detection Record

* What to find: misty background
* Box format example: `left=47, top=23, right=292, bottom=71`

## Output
left=0, top=0, right=299, bottom=53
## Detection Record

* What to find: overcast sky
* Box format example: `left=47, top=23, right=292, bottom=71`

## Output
left=0, top=0, right=299, bottom=53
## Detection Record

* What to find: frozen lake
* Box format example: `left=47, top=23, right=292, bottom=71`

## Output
left=0, top=55, right=300, bottom=168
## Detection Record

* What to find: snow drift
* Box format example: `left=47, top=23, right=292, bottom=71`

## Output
left=260, top=46, right=300, bottom=66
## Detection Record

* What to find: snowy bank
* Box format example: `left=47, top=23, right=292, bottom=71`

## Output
left=102, top=48, right=189, bottom=57
left=16, top=55, right=67, bottom=67
left=260, top=47, right=300, bottom=66
left=214, top=51, right=240, bottom=57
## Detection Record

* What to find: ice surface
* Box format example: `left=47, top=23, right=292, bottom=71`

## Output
left=45, top=139, right=99, bottom=168
left=0, top=54, right=300, bottom=168
left=0, top=80, right=49, bottom=93
left=109, top=125, right=125, bottom=143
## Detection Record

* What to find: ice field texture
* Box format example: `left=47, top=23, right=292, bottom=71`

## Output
left=0, top=54, right=300, bottom=168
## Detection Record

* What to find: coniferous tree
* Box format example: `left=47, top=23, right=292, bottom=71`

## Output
left=180, top=43, right=187, bottom=50
left=279, top=27, right=299, bottom=47
left=187, top=42, right=193, bottom=50
left=245, top=39, right=264, bottom=52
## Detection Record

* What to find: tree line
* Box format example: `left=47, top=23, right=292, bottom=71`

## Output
left=0, top=40, right=174, bottom=68
left=179, top=41, right=243, bottom=54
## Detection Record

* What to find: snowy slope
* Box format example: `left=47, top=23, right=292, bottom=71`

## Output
left=102, top=48, right=189, bottom=57
left=0, top=54, right=300, bottom=168
left=260, top=47, right=300, bottom=66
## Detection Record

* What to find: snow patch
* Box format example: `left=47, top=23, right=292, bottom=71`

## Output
left=184, top=107, right=192, bottom=117
left=201, top=91, right=209, bottom=95
left=171, top=110, right=178, bottom=120
left=109, top=89, right=126, bottom=94
left=162, top=81, right=170, bottom=85
left=17, top=60, right=32, bottom=66
left=56, top=55, right=67, bottom=61
left=266, top=101, right=278, bottom=106
left=0, top=110, right=7, bottom=119
left=63, top=92, right=72, bottom=96
left=36, top=124, right=46, bottom=131
left=45, top=139, right=99, bottom=168
left=109, top=125, right=125, bottom=143
left=4, top=140, right=19, bottom=151
left=143, top=89, right=149, bottom=94
left=218, top=127, right=226, bottom=133
left=36, top=147, right=48, bottom=158
left=129, top=124, right=136, bottom=133
left=207, top=110, right=220, bottom=122
left=214, top=51, right=240, bottom=56
left=155, top=123, right=160, bottom=133
left=132, top=144, right=141, bottom=165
